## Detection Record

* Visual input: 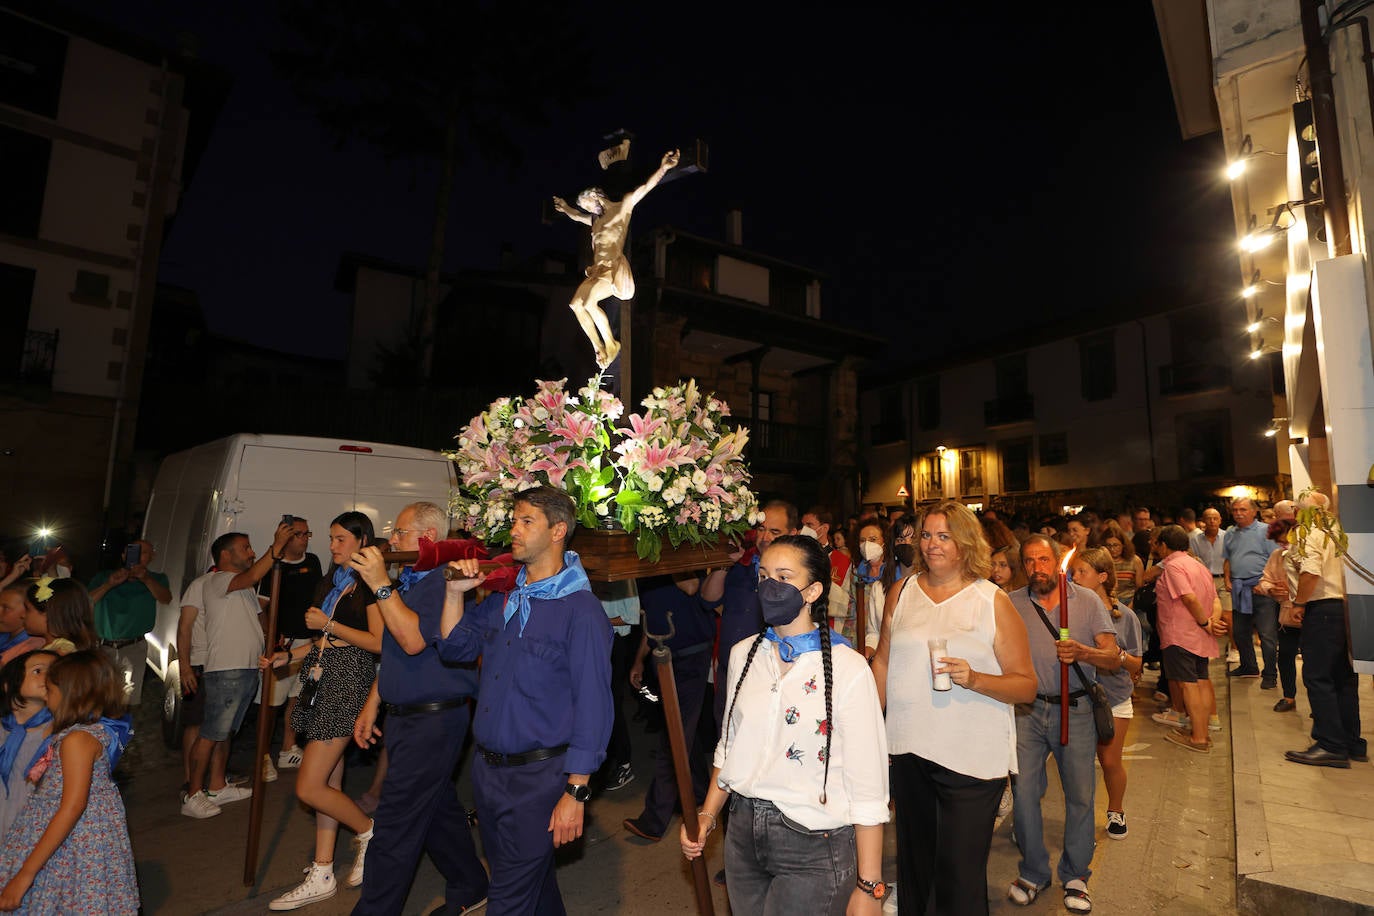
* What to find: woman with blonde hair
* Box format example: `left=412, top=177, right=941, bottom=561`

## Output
left=872, top=501, right=1036, bottom=915
left=1069, top=547, right=1143, bottom=840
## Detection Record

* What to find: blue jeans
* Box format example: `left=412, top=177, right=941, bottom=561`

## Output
left=1012, top=699, right=1097, bottom=888
left=200, top=668, right=258, bottom=742
left=726, top=795, right=856, bottom=916
left=1234, top=592, right=1278, bottom=678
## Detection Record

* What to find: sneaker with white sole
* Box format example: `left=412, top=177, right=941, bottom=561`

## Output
left=603, top=762, right=634, bottom=792
left=263, top=754, right=278, bottom=782
left=206, top=784, right=253, bottom=805
left=181, top=790, right=222, bottom=819
left=269, top=862, right=337, bottom=911
left=347, top=821, right=373, bottom=888
left=1151, top=709, right=1189, bottom=729
left=278, top=745, right=304, bottom=769
left=1106, top=810, right=1128, bottom=839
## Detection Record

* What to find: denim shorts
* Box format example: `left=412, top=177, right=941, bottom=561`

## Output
left=201, top=668, right=259, bottom=741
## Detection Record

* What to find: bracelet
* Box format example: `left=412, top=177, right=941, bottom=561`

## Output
left=697, top=810, right=717, bottom=831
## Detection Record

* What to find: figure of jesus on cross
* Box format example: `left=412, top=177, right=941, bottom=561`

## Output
left=552, top=148, right=679, bottom=368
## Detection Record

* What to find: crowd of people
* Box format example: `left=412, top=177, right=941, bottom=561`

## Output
left=0, top=484, right=1359, bottom=914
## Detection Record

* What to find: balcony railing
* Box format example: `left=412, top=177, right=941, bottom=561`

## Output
left=1159, top=362, right=1231, bottom=396
left=737, top=418, right=826, bottom=469
left=0, top=329, right=58, bottom=388
left=984, top=394, right=1034, bottom=426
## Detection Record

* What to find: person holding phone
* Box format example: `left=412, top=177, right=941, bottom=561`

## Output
left=87, top=541, right=171, bottom=706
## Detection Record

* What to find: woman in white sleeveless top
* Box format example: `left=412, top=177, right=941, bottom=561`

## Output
left=872, top=501, right=1036, bottom=916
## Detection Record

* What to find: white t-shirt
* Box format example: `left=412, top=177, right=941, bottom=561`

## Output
left=177, top=573, right=213, bottom=667
left=862, top=580, right=886, bottom=651
left=714, top=632, right=889, bottom=831
left=885, top=575, right=1017, bottom=781
left=201, top=570, right=265, bottom=673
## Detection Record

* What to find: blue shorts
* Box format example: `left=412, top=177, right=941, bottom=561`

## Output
left=201, top=669, right=258, bottom=742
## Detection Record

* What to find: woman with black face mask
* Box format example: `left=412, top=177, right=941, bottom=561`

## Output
left=681, top=535, right=890, bottom=915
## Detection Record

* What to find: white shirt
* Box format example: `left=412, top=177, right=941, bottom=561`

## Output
left=885, top=576, right=1018, bottom=780
left=714, top=633, right=889, bottom=831
left=177, top=573, right=213, bottom=667
left=1189, top=528, right=1226, bottom=575
left=201, top=570, right=265, bottom=672
left=862, top=580, right=886, bottom=651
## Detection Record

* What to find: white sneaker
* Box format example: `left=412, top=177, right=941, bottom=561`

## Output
left=263, top=754, right=278, bottom=782
left=269, top=862, right=337, bottom=911
left=278, top=745, right=304, bottom=769
left=207, top=784, right=253, bottom=805
left=347, top=821, right=373, bottom=888
left=181, top=790, right=222, bottom=819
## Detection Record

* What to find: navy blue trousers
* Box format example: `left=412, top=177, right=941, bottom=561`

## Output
left=634, top=648, right=712, bottom=836
left=472, top=752, right=568, bottom=916
left=353, top=703, right=488, bottom=915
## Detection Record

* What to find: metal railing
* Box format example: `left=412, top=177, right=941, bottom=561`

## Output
left=736, top=418, right=826, bottom=468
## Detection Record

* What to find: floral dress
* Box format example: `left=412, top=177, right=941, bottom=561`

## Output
left=0, top=724, right=138, bottom=914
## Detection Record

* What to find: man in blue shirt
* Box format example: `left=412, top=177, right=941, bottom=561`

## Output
left=1222, top=497, right=1277, bottom=685
left=351, top=501, right=488, bottom=915
left=439, top=487, right=613, bottom=916
left=622, top=573, right=716, bottom=842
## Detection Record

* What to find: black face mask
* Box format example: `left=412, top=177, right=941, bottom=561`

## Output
left=894, top=544, right=917, bottom=568
left=758, top=577, right=807, bottom=627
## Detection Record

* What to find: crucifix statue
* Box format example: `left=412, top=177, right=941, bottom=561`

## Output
left=552, top=148, right=679, bottom=369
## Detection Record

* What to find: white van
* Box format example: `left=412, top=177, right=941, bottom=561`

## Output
left=140, top=434, right=456, bottom=743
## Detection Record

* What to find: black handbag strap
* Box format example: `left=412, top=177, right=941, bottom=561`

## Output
left=1031, top=601, right=1097, bottom=693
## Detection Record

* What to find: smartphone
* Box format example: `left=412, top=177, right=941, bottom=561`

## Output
left=124, top=543, right=142, bottom=568
left=281, top=514, right=293, bottom=527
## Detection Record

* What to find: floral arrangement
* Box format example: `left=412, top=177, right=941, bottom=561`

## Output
left=447, top=376, right=758, bottom=562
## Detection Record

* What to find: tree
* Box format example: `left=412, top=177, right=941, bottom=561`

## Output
left=274, top=0, right=597, bottom=379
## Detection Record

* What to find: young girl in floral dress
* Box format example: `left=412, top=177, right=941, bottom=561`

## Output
left=0, top=650, right=137, bottom=914
left=0, top=651, right=58, bottom=841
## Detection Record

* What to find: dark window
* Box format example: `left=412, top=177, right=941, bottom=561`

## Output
left=1001, top=438, right=1032, bottom=492
left=1176, top=409, right=1233, bottom=477
left=958, top=448, right=984, bottom=496
left=666, top=244, right=714, bottom=292
left=74, top=270, right=110, bottom=302
left=0, top=262, right=36, bottom=374
left=1169, top=308, right=1225, bottom=366
left=870, top=389, right=904, bottom=445
left=1040, top=432, right=1068, bottom=466
left=1078, top=331, right=1116, bottom=400
left=0, top=125, right=51, bottom=238
left=916, top=376, right=940, bottom=430
left=768, top=269, right=806, bottom=316
left=995, top=354, right=1028, bottom=399
left=0, top=12, right=68, bottom=119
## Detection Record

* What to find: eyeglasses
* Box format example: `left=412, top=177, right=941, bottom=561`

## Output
left=389, top=528, right=423, bottom=538
left=292, top=531, right=312, bottom=538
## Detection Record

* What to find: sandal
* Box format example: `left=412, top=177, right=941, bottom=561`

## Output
left=1064, top=878, right=1091, bottom=912
left=1163, top=728, right=1212, bottom=753
left=1008, top=877, right=1046, bottom=906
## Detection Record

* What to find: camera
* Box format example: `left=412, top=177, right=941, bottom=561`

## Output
left=124, top=543, right=142, bottom=568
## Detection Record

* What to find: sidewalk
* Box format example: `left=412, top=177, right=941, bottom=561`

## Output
left=1229, top=658, right=1374, bottom=914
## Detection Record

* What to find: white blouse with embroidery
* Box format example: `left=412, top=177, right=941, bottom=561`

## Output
left=713, top=633, right=890, bottom=831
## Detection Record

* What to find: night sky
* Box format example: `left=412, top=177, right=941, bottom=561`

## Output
left=63, top=2, right=1236, bottom=373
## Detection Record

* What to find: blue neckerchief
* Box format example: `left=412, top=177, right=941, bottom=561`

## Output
left=1231, top=574, right=1260, bottom=614
left=503, top=552, right=590, bottom=637
left=763, top=626, right=853, bottom=663
left=751, top=553, right=760, bottom=589
left=0, top=631, right=28, bottom=655
left=99, top=715, right=133, bottom=770
left=319, top=565, right=355, bottom=619
left=0, top=708, right=51, bottom=795
left=398, top=567, right=431, bottom=593
left=854, top=561, right=883, bottom=586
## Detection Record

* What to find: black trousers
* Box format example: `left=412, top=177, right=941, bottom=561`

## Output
left=604, top=630, right=637, bottom=770
left=1300, top=600, right=1366, bottom=757
left=892, top=753, right=1004, bottom=916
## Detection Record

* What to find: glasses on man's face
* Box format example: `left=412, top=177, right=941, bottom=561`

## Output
left=389, top=528, right=420, bottom=538
left=292, top=531, right=312, bottom=539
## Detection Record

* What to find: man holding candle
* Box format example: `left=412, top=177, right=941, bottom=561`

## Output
left=1007, top=535, right=1120, bottom=913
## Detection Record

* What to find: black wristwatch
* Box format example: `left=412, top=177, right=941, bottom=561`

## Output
left=856, top=876, right=887, bottom=900
left=565, top=783, right=591, bottom=803
left=374, top=585, right=393, bottom=600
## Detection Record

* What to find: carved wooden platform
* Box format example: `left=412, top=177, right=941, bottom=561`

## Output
left=575, top=529, right=734, bottom=583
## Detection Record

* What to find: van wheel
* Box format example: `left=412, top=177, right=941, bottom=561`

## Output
left=161, top=667, right=185, bottom=750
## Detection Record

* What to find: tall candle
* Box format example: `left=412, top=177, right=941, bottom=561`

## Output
left=1058, top=547, right=1076, bottom=746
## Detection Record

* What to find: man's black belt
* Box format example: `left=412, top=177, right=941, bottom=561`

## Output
left=383, top=698, right=468, bottom=717
left=99, top=638, right=142, bottom=649
left=1036, top=690, right=1088, bottom=705
left=477, top=743, right=569, bottom=767
left=674, top=641, right=713, bottom=658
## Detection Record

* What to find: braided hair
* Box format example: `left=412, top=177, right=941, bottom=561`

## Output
left=722, top=534, right=836, bottom=805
